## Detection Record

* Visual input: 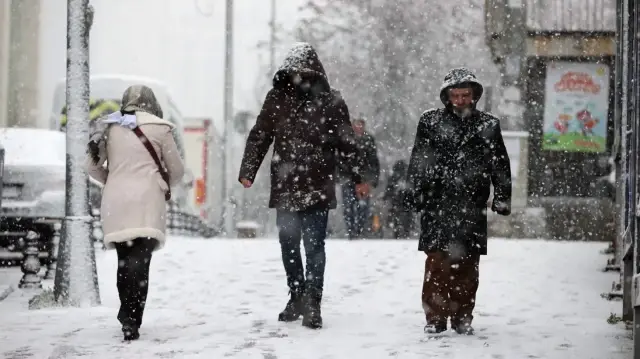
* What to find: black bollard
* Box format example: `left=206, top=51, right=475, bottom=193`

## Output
left=19, top=230, right=43, bottom=289
left=44, top=222, right=62, bottom=280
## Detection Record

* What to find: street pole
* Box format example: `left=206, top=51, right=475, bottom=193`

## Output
left=220, top=0, right=234, bottom=236
left=269, top=0, right=276, bottom=75
left=615, top=0, right=632, bottom=321
left=491, top=0, right=526, bottom=131
left=54, top=0, right=100, bottom=306
left=0, top=0, right=10, bottom=127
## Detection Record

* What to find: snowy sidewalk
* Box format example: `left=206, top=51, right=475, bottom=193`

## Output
left=0, top=238, right=632, bottom=358
left=0, top=268, right=20, bottom=301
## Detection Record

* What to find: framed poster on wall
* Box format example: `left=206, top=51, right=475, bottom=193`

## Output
left=542, top=61, right=610, bottom=152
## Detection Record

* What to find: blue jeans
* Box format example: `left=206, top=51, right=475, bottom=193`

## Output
left=341, top=182, right=370, bottom=238
left=276, top=208, right=329, bottom=295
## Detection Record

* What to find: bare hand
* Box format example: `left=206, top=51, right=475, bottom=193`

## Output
left=355, top=183, right=370, bottom=199
left=240, top=178, right=253, bottom=188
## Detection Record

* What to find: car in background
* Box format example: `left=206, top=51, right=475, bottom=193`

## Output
left=0, top=128, right=66, bottom=263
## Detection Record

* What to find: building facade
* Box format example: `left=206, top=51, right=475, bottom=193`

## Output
left=0, top=0, right=41, bottom=129
left=485, top=0, right=617, bottom=243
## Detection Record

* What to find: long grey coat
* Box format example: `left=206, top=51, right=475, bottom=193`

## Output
left=86, top=111, right=185, bottom=251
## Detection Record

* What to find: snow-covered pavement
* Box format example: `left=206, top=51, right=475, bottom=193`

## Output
left=0, top=237, right=631, bottom=358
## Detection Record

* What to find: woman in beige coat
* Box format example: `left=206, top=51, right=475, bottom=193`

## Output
left=86, top=85, right=184, bottom=341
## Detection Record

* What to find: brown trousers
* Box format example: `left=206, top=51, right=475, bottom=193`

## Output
left=421, top=251, right=480, bottom=327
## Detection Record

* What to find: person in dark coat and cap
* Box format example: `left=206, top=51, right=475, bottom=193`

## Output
left=383, top=159, right=414, bottom=239
left=238, top=42, right=369, bottom=329
left=407, top=67, right=512, bottom=335
left=337, top=117, right=380, bottom=239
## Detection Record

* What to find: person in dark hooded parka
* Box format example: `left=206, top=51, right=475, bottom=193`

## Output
left=407, top=68, right=512, bottom=335
left=238, top=43, right=368, bottom=329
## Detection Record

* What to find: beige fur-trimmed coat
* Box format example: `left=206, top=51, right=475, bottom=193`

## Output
left=86, top=111, right=185, bottom=251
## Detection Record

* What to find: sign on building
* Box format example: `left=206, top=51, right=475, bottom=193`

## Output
left=542, top=61, right=610, bottom=153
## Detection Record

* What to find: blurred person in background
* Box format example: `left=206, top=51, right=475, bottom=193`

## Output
left=337, top=118, right=380, bottom=239
left=383, top=159, right=414, bottom=239
left=407, top=68, right=511, bottom=336
left=238, top=43, right=368, bottom=329
left=86, top=85, right=185, bottom=341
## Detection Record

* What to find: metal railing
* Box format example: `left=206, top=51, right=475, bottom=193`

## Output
left=14, top=198, right=218, bottom=289
left=166, top=201, right=218, bottom=238
left=88, top=178, right=218, bottom=240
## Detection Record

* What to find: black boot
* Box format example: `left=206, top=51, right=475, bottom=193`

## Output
left=453, top=323, right=474, bottom=335
left=278, top=289, right=304, bottom=322
left=451, top=317, right=474, bottom=335
left=122, top=325, right=140, bottom=341
left=302, top=292, right=323, bottom=329
left=424, top=323, right=447, bottom=334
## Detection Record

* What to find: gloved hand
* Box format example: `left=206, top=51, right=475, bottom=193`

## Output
left=491, top=200, right=511, bottom=216
left=87, top=140, right=101, bottom=164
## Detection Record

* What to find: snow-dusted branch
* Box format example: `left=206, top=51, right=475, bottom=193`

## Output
left=291, top=0, right=499, bottom=167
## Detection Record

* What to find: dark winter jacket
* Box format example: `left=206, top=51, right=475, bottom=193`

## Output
left=407, top=68, right=512, bottom=256
left=338, top=132, right=380, bottom=187
left=238, top=43, right=363, bottom=211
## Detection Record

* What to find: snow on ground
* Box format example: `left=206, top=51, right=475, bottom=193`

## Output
left=0, top=237, right=632, bottom=358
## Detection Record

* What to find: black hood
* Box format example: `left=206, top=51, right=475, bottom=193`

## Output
left=439, top=67, right=484, bottom=107
left=272, top=42, right=330, bottom=93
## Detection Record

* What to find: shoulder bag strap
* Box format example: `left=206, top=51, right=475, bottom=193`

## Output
left=131, top=126, right=172, bottom=201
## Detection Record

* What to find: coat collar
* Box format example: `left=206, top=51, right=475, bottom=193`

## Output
left=424, top=108, right=497, bottom=149
left=135, top=111, right=176, bottom=128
